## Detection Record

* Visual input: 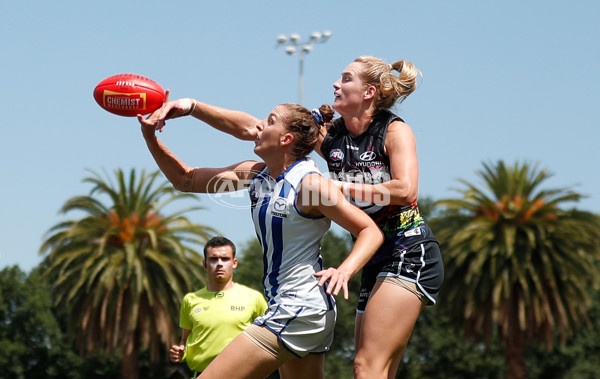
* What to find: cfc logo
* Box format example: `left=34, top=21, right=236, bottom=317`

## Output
left=330, top=148, right=344, bottom=162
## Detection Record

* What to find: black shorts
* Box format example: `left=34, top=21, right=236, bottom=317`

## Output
left=357, top=240, right=444, bottom=312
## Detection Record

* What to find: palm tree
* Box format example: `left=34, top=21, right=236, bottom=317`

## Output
left=431, top=161, right=600, bottom=379
left=40, top=168, right=217, bottom=379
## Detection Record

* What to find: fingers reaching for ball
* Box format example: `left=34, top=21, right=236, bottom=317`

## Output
left=153, top=92, right=197, bottom=124
left=160, top=97, right=196, bottom=121
left=137, top=90, right=171, bottom=135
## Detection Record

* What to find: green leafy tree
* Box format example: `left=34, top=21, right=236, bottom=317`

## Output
left=319, top=230, right=360, bottom=378
left=431, top=161, right=600, bottom=379
left=39, top=169, right=217, bottom=379
left=234, top=237, right=266, bottom=293
left=524, top=258, right=600, bottom=378
left=397, top=306, right=507, bottom=378
left=0, top=265, right=81, bottom=379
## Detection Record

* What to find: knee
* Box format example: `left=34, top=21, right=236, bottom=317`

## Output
left=353, top=354, right=371, bottom=379
left=354, top=351, right=399, bottom=379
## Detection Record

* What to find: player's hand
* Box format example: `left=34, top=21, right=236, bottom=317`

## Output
left=138, top=90, right=171, bottom=136
left=169, top=343, right=185, bottom=363
left=158, top=97, right=195, bottom=121
left=314, top=267, right=351, bottom=300
left=146, top=91, right=195, bottom=130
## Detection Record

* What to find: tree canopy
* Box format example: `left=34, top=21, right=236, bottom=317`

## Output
left=39, top=168, right=216, bottom=378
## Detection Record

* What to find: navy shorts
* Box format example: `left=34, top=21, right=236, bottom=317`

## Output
left=357, top=239, right=444, bottom=312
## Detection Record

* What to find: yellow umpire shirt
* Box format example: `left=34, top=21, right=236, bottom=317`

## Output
left=179, top=283, right=267, bottom=373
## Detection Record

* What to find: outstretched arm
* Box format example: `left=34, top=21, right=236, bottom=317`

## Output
left=187, top=99, right=260, bottom=141
left=138, top=111, right=264, bottom=193
left=298, top=174, right=384, bottom=299
left=151, top=90, right=259, bottom=141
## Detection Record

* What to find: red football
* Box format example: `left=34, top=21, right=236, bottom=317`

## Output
left=93, top=73, right=165, bottom=117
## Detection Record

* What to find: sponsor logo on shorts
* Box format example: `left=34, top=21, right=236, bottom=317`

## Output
left=282, top=290, right=297, bottom=299
left=404, top=227, right=422, bottom=237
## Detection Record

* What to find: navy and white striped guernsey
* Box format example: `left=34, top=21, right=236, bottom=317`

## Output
left=248, top=158, right=335, bottom=311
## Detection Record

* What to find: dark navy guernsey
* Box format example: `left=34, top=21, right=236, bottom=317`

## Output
left=321, top=110, right=443, bottom=305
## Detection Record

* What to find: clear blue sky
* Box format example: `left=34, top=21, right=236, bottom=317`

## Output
left=1, top=0, right=598, bottom=272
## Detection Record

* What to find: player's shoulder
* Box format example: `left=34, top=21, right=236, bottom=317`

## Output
left=286, top=158, right=323, bottom=187
left=387, top=118, right=412, bottom=131
left=386, top=119, right=415, bottom=143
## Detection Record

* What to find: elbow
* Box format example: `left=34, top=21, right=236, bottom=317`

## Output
left=390, top=183, right=418, bottom=206
left=405, top=190, right=418, bottom=205
left=173, top=183, right=191, bottom=192
left=171, top=180, right=188, bottom=192
left=172, top=169, right=196, bottom=192
left=361, top=223, right=384, bottom=246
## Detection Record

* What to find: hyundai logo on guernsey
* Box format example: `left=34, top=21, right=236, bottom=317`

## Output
left=329, top=148, right=344, bottom=161
left=360, top=151, right=377, bottom=161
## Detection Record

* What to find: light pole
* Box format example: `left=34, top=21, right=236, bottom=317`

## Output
left=276, top=31, right=332, bottom=105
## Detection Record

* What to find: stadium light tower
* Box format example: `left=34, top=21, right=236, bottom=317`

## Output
left=276, top=31, right=332, bottom=105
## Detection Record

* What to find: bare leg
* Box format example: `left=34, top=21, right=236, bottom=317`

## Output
left=198, top=333, right=282, bottom=379
left=353, top=281, right=423, bottom=379
left=279, top=353, right=325, bottom=379
left=354, top=312, right=364, bottom=354
left=388, top=352, right=405, bottom=379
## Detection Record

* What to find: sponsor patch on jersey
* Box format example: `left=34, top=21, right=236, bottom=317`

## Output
left=329, top=148, right=344, bottom=161
left=359, top=151, right=377, bottom=161
left=271, top=198, right=289, bottom=218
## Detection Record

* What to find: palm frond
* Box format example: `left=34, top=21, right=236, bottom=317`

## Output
left=40, top=168, right=214, bottom=362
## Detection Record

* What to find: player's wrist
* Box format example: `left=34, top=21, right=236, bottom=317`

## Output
left=141, top=126, right=157, bottom=140
left=185, top=98, right=196, bottom=116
